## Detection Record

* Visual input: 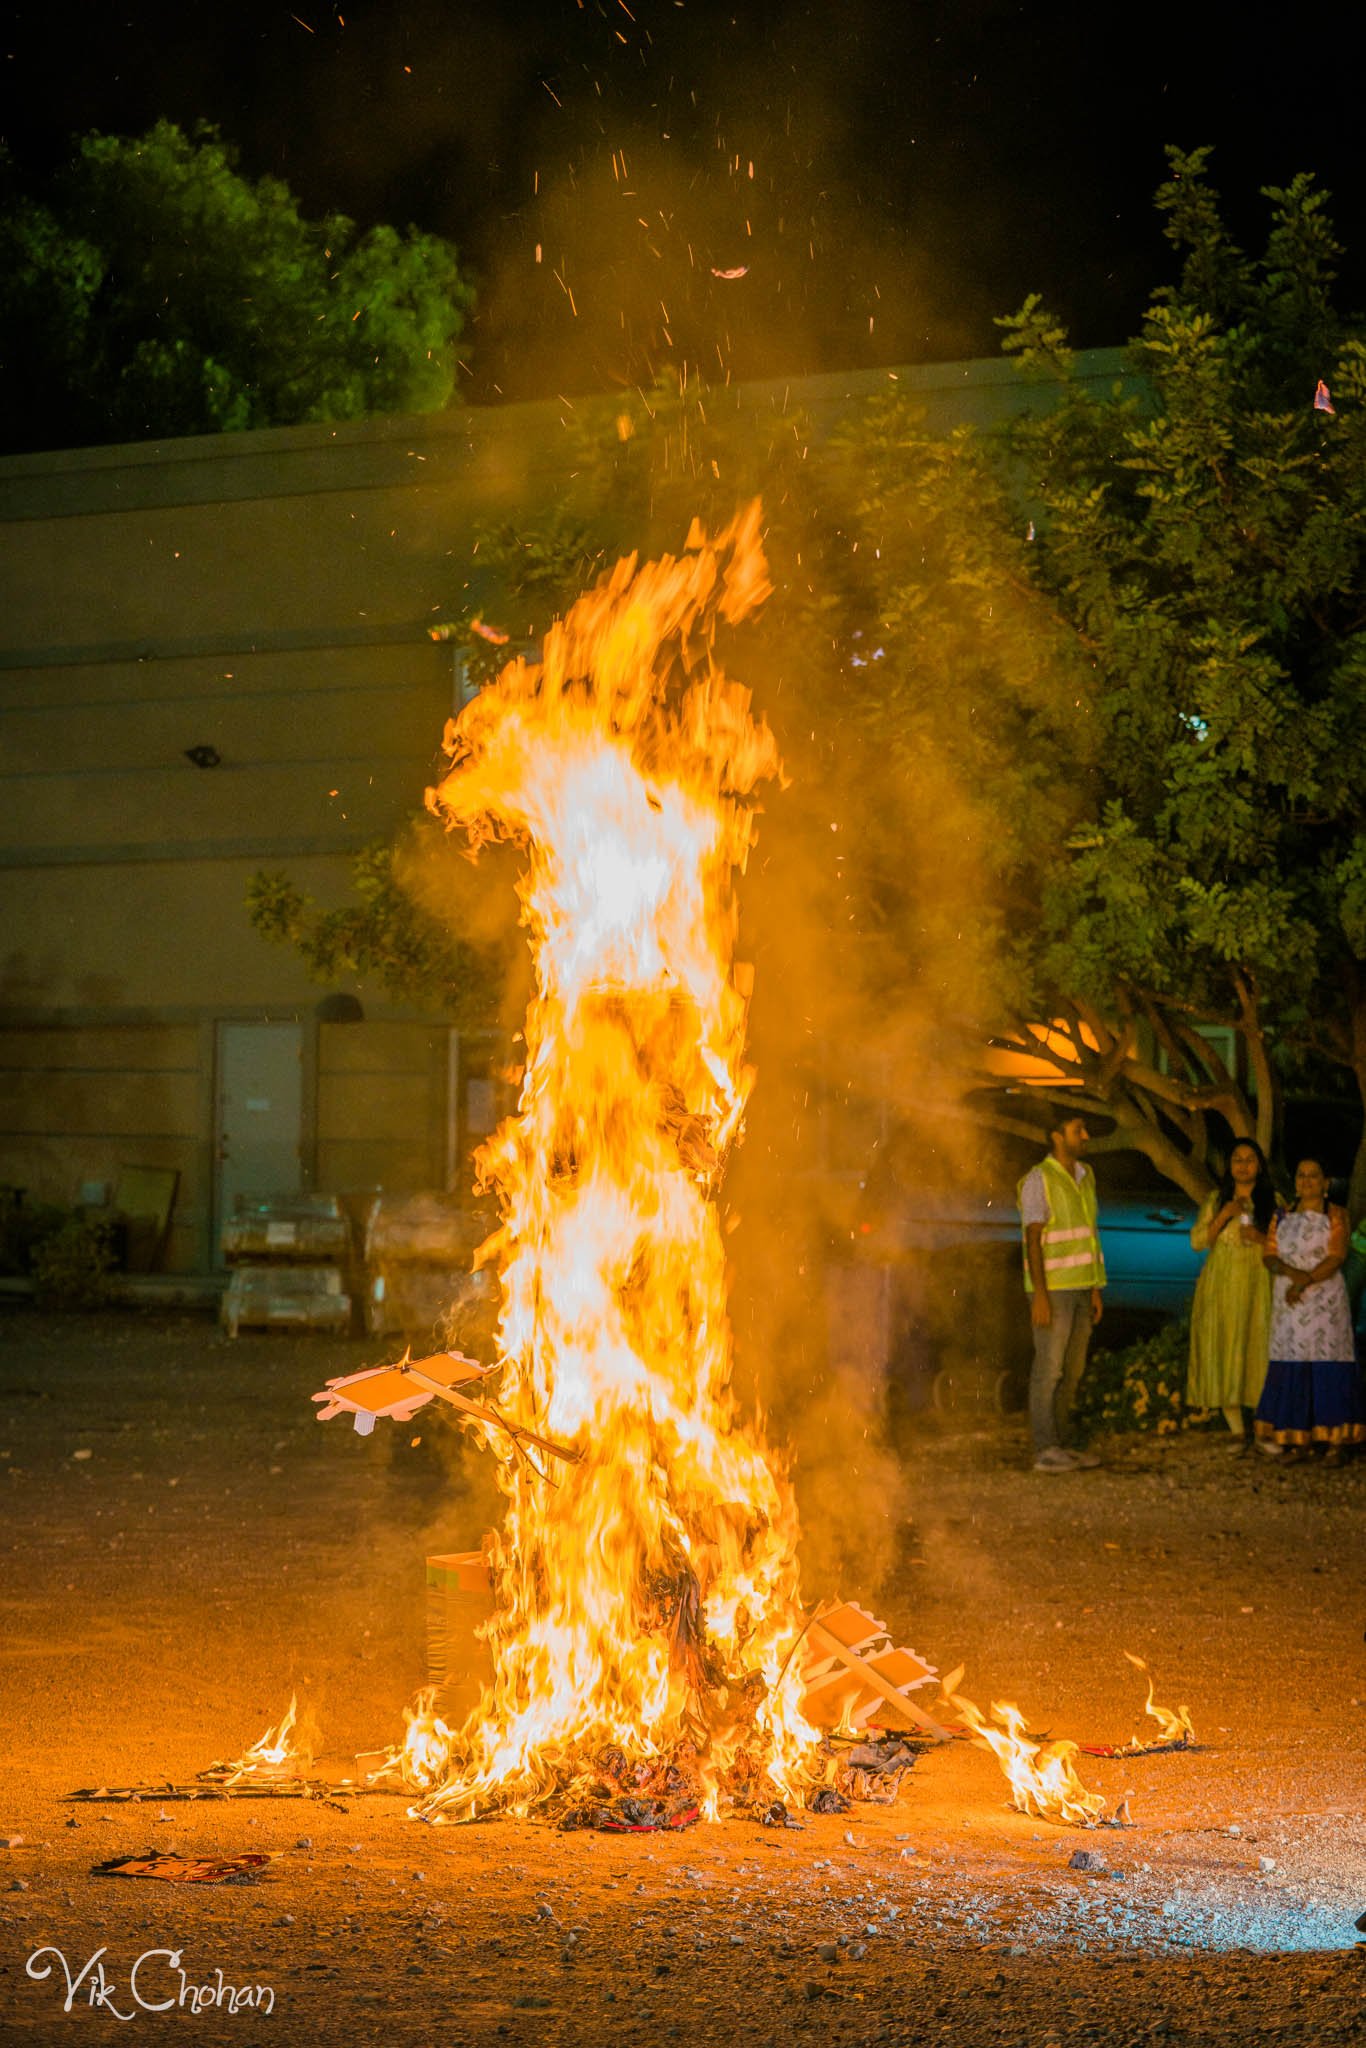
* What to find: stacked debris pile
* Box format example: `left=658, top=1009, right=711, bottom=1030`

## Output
left=221, top=1195, right=351, bottom=1337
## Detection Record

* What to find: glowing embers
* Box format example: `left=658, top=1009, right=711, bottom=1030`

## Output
left=416, top=505, right=820, bottom=1823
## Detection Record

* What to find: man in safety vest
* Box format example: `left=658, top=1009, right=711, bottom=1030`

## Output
left=1018, top=1108, right=1106, bottom=1472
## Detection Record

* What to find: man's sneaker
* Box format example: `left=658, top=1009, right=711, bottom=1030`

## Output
left=1033, top=1446, right=1078, bottom=1472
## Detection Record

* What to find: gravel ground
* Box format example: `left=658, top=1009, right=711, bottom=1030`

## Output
left=1, top=1307, right=1364, bottom=2047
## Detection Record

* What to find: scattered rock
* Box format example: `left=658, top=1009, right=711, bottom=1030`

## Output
left=8, top=1878, right=28, bottom=1891
left=1069, top=1850, right=1107, bottom=1872
left=816, top=1942, right=840, bottom=1964
left=295, top=1836, right=313, bottom=1850
left=1259, top=1857, right=1277, bottom=1873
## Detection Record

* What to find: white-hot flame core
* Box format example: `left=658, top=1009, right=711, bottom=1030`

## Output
left=419, top=506, right=818, bottom=1819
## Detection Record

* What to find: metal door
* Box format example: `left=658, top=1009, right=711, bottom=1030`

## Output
left=215, top=1022, right=304, bottom=1260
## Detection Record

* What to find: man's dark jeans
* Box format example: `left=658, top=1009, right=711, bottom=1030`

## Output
left=1029, top=1288, right=1092, bottom=1453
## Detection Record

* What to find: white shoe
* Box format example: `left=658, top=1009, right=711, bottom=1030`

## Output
left=1033, top=1446, right=1078, bottom=1472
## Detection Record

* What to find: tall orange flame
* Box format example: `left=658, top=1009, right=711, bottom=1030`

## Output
left=419, top=505, right=818, bottom=1820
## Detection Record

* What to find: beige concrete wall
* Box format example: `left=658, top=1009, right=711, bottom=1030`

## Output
left=0, top=858, right=355, bottom=1012
left=316, top=1020, right=450, bottom=1197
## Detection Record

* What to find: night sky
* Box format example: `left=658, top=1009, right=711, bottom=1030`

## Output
left=3, top=0, right=1362, bottom=403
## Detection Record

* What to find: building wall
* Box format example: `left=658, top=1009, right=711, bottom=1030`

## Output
left=0, top=350, right=1129, bottom=1271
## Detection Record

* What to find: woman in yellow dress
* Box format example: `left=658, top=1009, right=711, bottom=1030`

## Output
left=1187, top=1139, right=1275, bottom=1440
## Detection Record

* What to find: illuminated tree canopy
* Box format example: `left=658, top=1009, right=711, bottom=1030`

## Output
left=0, top=122, right=474, bottom=451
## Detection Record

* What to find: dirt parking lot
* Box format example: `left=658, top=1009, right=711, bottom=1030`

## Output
left=1, top=1308, right=1364, bottom=2046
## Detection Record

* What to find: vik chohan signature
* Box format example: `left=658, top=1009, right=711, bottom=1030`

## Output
left=26, top=1943, right=276, bottom=2020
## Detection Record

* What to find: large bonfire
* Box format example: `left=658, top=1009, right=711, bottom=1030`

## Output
left=414, top=503, right=820, bottom=1824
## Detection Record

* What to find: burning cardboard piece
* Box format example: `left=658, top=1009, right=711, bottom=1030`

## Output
left=800, top=1603, right=949, bottom=1741
left=312, top=1350, right=578, bottom=1468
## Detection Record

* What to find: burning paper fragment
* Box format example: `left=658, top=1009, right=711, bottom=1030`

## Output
left=365, top=1687, right=457, bottom=1793
left=710, top=265, right=750, bottom=279
left=1122, top=1651, right=1195, bottom=1748
left=1314, top=378, right=1335, bottom=414
left=800, top=1602, right=946, bottom=1739
left=312, top=1351, right=576, bottom=1468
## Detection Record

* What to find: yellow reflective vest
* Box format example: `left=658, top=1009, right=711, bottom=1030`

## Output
left=1018, top=1154, right=1106, bottom=1294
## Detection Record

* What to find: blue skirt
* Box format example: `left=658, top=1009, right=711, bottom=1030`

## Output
left=1254, top=1358, right=1366, bottom=1445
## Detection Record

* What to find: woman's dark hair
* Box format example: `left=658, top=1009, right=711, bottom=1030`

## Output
left=1218, top=1139, right=1276, bottom=1233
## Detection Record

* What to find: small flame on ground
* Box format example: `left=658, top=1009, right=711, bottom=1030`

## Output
left=216, top=1694, right=312, bottom=1787
left=947, top=1677, right=1109, bottom=1828
left=1123, top=1652, right=1195, bottom=1747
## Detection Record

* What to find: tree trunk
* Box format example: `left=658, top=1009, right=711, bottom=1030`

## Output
left=1348, top=983, right=1366, bottom=1221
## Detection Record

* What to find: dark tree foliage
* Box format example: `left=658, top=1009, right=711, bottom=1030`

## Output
left=0, top=123, right=474, bottom=452
left=983, top=150, right=1366, bottom=1204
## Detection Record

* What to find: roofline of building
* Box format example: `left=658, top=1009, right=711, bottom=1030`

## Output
left=0, top=345, right=1133, bottom=513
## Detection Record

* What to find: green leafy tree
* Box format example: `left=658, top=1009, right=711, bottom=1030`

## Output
left=0, top=122, right=474, bottom=451
left=844, top=149, right=1366, bottom=1204
left=998, top=150, right=1366, bottom=1204
left=247, top=835, right=511, bottom=1029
